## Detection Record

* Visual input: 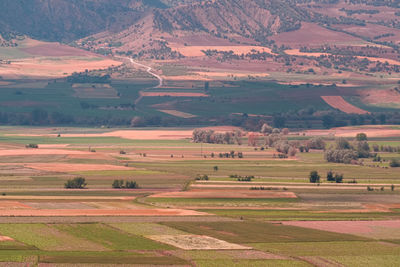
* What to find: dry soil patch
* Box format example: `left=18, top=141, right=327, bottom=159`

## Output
left=146, top=235, right=251, bottom=250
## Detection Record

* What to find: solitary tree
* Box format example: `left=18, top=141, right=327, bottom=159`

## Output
left=356, top=133, right=368, bottom=141
left=309, top=171, right=320, bottom=183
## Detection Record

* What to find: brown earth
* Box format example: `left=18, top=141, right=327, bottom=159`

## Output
left=24, top=163, right=134, bottom=172
left=303, top=125, right=400, bottom=138
left=358, top=89, right=400, bottom=107
left=141, top=92, right=209, bottom=97
left=169, top=44, right=274, bottom=57
left=0, top=208, right=208, bottom=217
left=0, top=236, right=14, bottom=242
left=321, top=96, right=369, bottom=114
left=149, top=189, right=297, bottom=199
left=282, top=220, right=400, bottom=239
left=22, top=42, right=96, bottom=57
left=271, top=22, right=364, bottom=48
left=0, top=201, right=32, bottom=209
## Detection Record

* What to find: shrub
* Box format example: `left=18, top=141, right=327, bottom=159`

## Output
left=309, top=171, right=320, bottom=183
left=112, top=179, right=124, bottom=189
left=26, top=144, right=39, bottom=148
left=356, top=133, right=368, bottom=141
left=125, top=181, right=139, bottom=189
left=327, top=170, right=335, bottom=182
left=325, top=149, right=358, bottom=164
left=335, top=173, right=343, bottom=183
left=390, top=159, right=400, bottom=167
left=65, top=177, right=87, bottom=189
left=306, top=137, right=325, bottom=150
left=195, top=175, right=209, bottom=181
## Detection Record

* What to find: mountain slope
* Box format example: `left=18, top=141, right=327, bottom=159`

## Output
left=0, top=0, right=164, bottom=42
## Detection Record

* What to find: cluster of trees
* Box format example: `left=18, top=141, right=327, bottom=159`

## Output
left=310, top=171, right=343, bottom=184
left=211, top=151, right=243, bottom=158
left=65, top=177, right=87, bottom=189
left=192, top=129, right=242, bottom=144
left=325, top=137, right=370, bottom=164
left=326, top=170, right=343, bottom=183
left=229, top=174, right=254, bottom=182
left=66, top=72, right=111, bottom=84
left=195, top=175, right=209, bottom=181
left=112, top=180, right=139, bottom=189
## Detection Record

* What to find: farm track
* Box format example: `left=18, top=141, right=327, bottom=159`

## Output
left=125, top=57, right=163, bottom=107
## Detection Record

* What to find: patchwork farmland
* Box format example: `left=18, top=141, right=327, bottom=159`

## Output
left=0, top=125, right=398, bottom=265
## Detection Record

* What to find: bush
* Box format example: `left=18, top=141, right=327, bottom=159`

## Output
left=65, top=177, right=87, bottom=189
left=26, top=144, right=39, bottom=148
left=125, top=181, right=139, bottom=189
left=195, top=175, right=209, bottom=181
left=390, top=159, right=400, bottom=167
left=327, top=170, right=335, bottom=182
left=356, top=133, right=368, bottom=141
left=309, top=171, right=320, bottom=183
left=325, top=149, right=358, bottom=164
left=335, top=173, right=343, bottom=183
left=112, top=179, right=139, bottom=189
left=112, top=179, right=124, bottom=189
left=306, top=137, right=325, bottom=150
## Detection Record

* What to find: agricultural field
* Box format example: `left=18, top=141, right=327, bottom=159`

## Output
left=0, top=125, right=398, bottom=265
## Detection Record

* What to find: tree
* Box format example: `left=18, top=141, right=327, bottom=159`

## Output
left=390, top=159, right=400, bottom=167
left=335, top=173, right=343, bottom=183
left=327, top=170, right=335, bottom=182
left=273, top=116, right=286, bottom=128
left=356, top=133, right=368, bottom=141
left=65, top=177, right=87, bottom=189
left=204, top=81, right=210, bottom=91
left=322, top=115, right=335, bottom=128
left=260, top=123, right=273, bottom=134
left=309, top=171, right=320, bottom=183
left=112, top=180, right=124, bottom=189
left=336, top=138, right=351, bottom=150
left=356, top=141, right=370, bottom=158
left=125, top=181, right=139, bottom=189
left=307, top=137, right=326, bottom=150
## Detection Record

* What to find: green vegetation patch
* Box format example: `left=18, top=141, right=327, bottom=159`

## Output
left=109, top=223, right=188, bottom=236
left=252, top=241, right=400, bottom=256
left=198, top=209, right=400, bottom=221
left=325, top=255, right=400, bottom=267
left=54, top=223, right=172, bottom=250
left=39, top=252, right=185, bottom=265
left=194, top=259, right=311, bottom=267
left=0, top=224, right=106, bottom=251
left=163, top=221, right=367, bottom=243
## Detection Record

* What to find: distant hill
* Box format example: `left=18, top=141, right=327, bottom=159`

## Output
left=1, top=0, right=400, bottom=61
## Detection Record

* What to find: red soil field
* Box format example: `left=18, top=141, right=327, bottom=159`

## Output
left=24, top=163, right=134, bottom=172
left=141, top=92, right=209, bottom=97
left=0, top=201, right=32, bottom=209
left=303, top=125, right=400, bottom=138
left=283, top=220, right=400, bottom=238
left=149, top=190, right=297, bottom=199
left=0, top=208, right=208, bottom=217
left=271, top=22, right=363, bottom=48
left=321, top=96, right=369, bottom=114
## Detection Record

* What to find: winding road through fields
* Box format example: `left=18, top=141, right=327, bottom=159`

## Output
left=124, top=57, right=163, bottom=107
left=127, top=57, right=163, bottom=88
